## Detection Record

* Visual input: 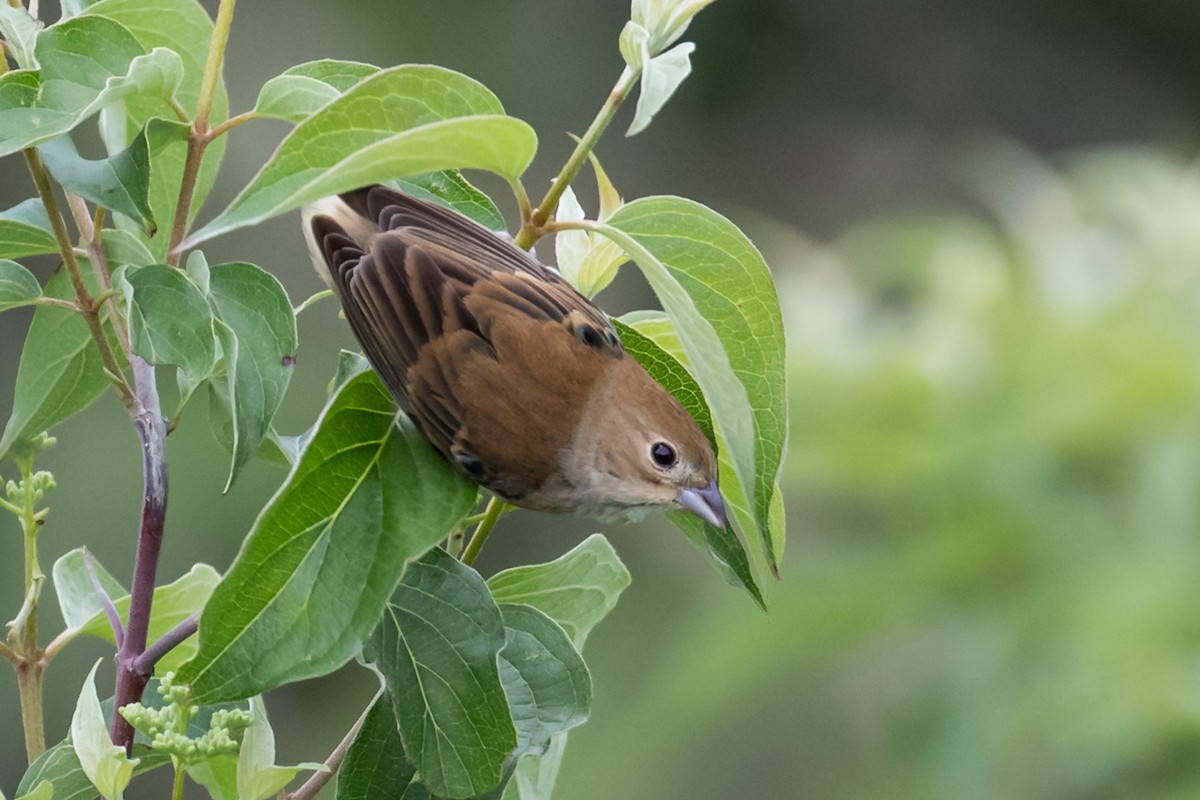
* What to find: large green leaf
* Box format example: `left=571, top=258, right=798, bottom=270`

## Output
left=0, top=260, right=41, bottom=313
left=254, top=59, right=379, bottom=122
left=176, top=371, right=476, bottom=703
left=206, top=262, right=296, bottom=489
left=0, top=268, right=121, bottom=462
left=595, top=197, right=787, bottom=569
left=185, top=65, right=537, bottom=246
left=0, top=199, right=57, bottom=259
left=497, top=604, right=591, bottom=758
left=0, top=15, right=182, bottom=157
left=366, top=548, right=516, bottom=799
left=122, top=262, right=218, bottom=401
left=623, top=310, right=786, bottom=580
left=488, top=534, right=631, bottom=649
left=614, top=314, right=766, bottom=601
left=86, top=0, right=229, bottom=259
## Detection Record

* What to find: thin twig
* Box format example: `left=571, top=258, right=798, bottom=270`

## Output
left=31, top=296, right=80, bottom=312
left=515, top=66, right=638, bottom=250
left=67, top=193, right=130, bottom=355
left=285, top=694, right=378, bottom=800
left=23, top=148, right=133, bottom=407
left=166, top=0, right=237, bottom=264
left=131, top=613, right=197, bottom=675
left=205, top=109, right=256, bottom=142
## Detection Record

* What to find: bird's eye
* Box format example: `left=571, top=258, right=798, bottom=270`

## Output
left=650, top=441, right=677, bottom=469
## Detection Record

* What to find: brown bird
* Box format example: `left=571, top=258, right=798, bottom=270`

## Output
left=303, top=185, right=726, bottom=527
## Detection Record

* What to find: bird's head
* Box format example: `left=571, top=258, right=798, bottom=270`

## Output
left=565, top=358, right=727, bottom=528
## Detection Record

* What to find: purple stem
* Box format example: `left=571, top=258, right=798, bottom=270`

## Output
left=131, top=613, right=198, bottom=675
left=110, top=356, right=168, bottom=750
left=83, top=548, right=124, bottom=649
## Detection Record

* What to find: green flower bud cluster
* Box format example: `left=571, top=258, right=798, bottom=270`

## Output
left=5, top=471, right=56, bottom=506
left=119, top=673, right=252, bottom=763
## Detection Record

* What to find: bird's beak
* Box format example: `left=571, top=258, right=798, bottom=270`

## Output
left=677, top=480, right=728, bottom=528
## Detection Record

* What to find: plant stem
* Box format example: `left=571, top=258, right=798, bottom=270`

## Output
left=461, top=497, right=508, bottom=566
left=171, top=762, right=186, bottom=800
left=110, top=376, right=168, bottom=750
left=23, top=148, right=133, bottom=408
left=515, top=66, right=638, bottom=250
left=10, top=454, right=47, bottom=762
left=166, top=0, right=237, bottom=264
left=16, top=657, right=44, bottom=763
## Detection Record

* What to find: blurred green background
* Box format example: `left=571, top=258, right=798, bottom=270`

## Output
left=5, top=1, right=1200, bottom=797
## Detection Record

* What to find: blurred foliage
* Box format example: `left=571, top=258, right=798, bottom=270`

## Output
left=559, top=145, right=1200, bottom=800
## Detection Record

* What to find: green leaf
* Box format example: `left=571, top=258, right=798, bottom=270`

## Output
left=122, top=263, right=218, bottom=401
left=0, top=199, right=58, bottom=259
left=18, top=742, right=164, bottom=800
left=366, top=548, right=516, bottom=799
left=176, top=371, right=476, bottom=703
left=71, top=661, right=139, bottom=800
left=254, top=59, right=379, bottom=122
left=671, top=511, right=765, bottom=609
left=626, top=41, right=695, bottom=137
left=16, top=678, right=231, bottom=799
left=51, top=547, right=127, bottom=633
left=488, top=534, right=631, bottom=649
left=488, top=536, right=629, bottom=800
left=39, top=120, right=190, bottom=233
left=623, top=310, right=786, bottom=570
left=86, top=0, right=229, bottom=260
left=597, top=197, right=787, bottom=569
left=0, top=268, right=121, bottom=463
left=0, top=260, right=41, bottom=312
left=101, top=228, right=157, bottom=268
left=205, top=262, right=296, bottom=489
left=13, top=780, right=53, bottom=800
left=185, top=65, right=537, bottom=246
left=0, top=16, right=183, bottom=157
left=236, top=697, right=327, bottom=800
left=497, top=604, right=591, bottom=758
left=390, top=171, right=506, bottom=231
left=187, top=755, right=238, bottom=800
left=0, top=4, right=39, bottom=69
left=76, top=564, right=220, bottom=672
left=336, top=694, right=422, bottom=800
